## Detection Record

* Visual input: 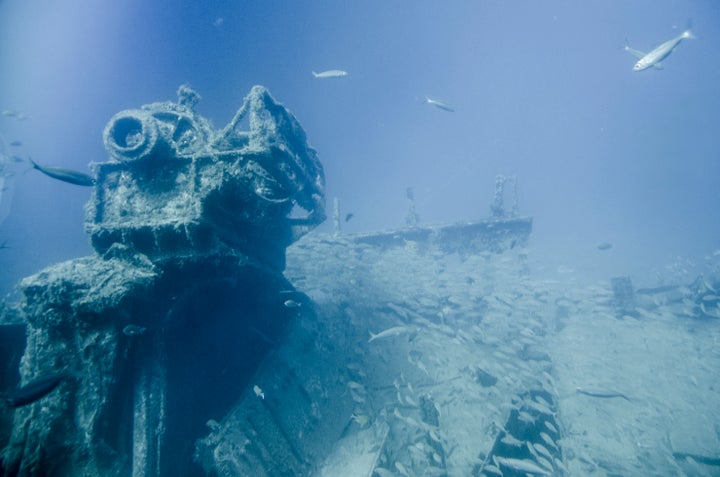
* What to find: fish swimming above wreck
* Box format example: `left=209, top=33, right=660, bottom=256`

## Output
left=424, top=97, right=455, bottom=112
left=597, top=241, right=613, bottom=251
left=368, top=326, right=411, bottom=343
left=625, top=25, right=696, bottom=71
left=28, top=157, right=95, bottom=186
left=122, top=324, right=147, bottom=336
left=312, top=69, right=349, bottom=79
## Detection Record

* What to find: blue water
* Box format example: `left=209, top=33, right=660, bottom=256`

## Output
left=0, top=0, right=720, bottom=472
left=0, top=0, right=719, bottom=292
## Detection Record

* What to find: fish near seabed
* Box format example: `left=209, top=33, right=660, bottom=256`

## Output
left=28, top=157, right=95, bottom=186
left=576, top=386, right=630, bottom=401
left=368, top=326, right=411, bottom=343
left=625, top=24, right=696, bottom=71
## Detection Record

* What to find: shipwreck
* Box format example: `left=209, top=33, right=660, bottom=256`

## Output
left=0, top=85, right=541, bottom=477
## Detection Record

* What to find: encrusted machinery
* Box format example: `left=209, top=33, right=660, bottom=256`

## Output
left=0, top=85, right=325, bottom=477
left=88, top=84, right=325, bottom=270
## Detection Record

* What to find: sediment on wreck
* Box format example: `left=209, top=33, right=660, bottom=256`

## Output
left=0, top=85, right=325, bottom=477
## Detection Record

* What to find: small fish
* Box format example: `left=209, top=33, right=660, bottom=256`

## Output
left=9, top=140, right=22, bottom=147
left=394, top=461, right=410, bottom=477
left=1, top=110, right=28, bottom=120
left=253, top=385, right=265, bottom=399
left=10, top=155, right=24, bottom=163
left=404, top=394, right=417, bottom=407
left=122, top=324, right=147, bottom=336
left=535, top=455, right=554, bottom=473
left=500, top=433, right=524, bottom=447
left=544, top=421, right=558, bottom=434
left=283, top=299, right=301, bottom=308
left=372, top=468, right=395, bottom=477
left=312, top=70, right=349, bottom=79
left=597, top=242, right=613, bottom=251
left=368, top=326, right=410, bottom=343
left=350, top=389, right=366, bottom=404
left=494, top=456, right=551, bottom=475
left=483, top=465, right=503, bottom=476
left=424, top=466, right=446, bottom=477
left=518, top=411, right=536, bottom=425
left=346, top=380, right=365, bottom=392
left=524, top=399, right=554, bottom=416
left=28, top=157, right=95, bottom=186
left=0, top=240, right=9, bottom=250
left=700, top=302, right=720, bottom=318
left=428, top=429, right=442, bottom=444
left=625, top=25, right=696, bottom=71
left=415, top=359, right=429, bottom=376
left=4, top=373, right=68, bottom=408
left=672, top=452, right=720, bottom=467
left=576, top=386, right=630, bottom=401
left=344, top=213, right=354, bottom=222
left=533, top=442, right=554, bottom=461
left=425, top=97, right=455, bottom=112
left=351, top=413, right=370, bottom=427
left=539, top=432, right=559, bottom=452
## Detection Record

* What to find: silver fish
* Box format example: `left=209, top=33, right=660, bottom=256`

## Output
left=494, top=456, right=552, bottom=475
left=500, top=433, right=524, bottom=447
left=29, top=157, right=95, bottom=186
left=425, top=97, right=455, bottom=112
left=368, top=326, right=410, bottom=343
left=544, top=421, right=558, bottom=434
left=625, top=26, right=695, bottom=71
left=576, top=386, right=630, bottom=401
left=1, top=110, right=28, bottom=120
left=312, top=69, right=348, bottom=79
left=122, top=324, right=147, bottom=336
left=539, top=432, right=559, bottom=452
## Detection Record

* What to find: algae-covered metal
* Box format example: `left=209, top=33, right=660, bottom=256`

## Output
left=0, top=85, right=325, bottom=477
left=88, top=85, right=325, bottom=270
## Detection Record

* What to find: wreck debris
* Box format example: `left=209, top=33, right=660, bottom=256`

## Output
left=1, top=85, right=326, bottom=476
left=90, top=84, right=325, bottom=270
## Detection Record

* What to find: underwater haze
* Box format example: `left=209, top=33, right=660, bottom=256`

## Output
left=3, top=2, right=720, bottom=476
left=1, top=1, right=720, bottom=292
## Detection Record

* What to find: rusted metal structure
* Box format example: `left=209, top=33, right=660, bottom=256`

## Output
left=0, top=84, right=559, bottom=477
left=0, top=85, right=325, bottom=476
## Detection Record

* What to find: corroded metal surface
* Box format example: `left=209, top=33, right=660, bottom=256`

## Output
left=0, top=86, right=325, bottom=477
left=87, top=85, right=325, bottom=271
